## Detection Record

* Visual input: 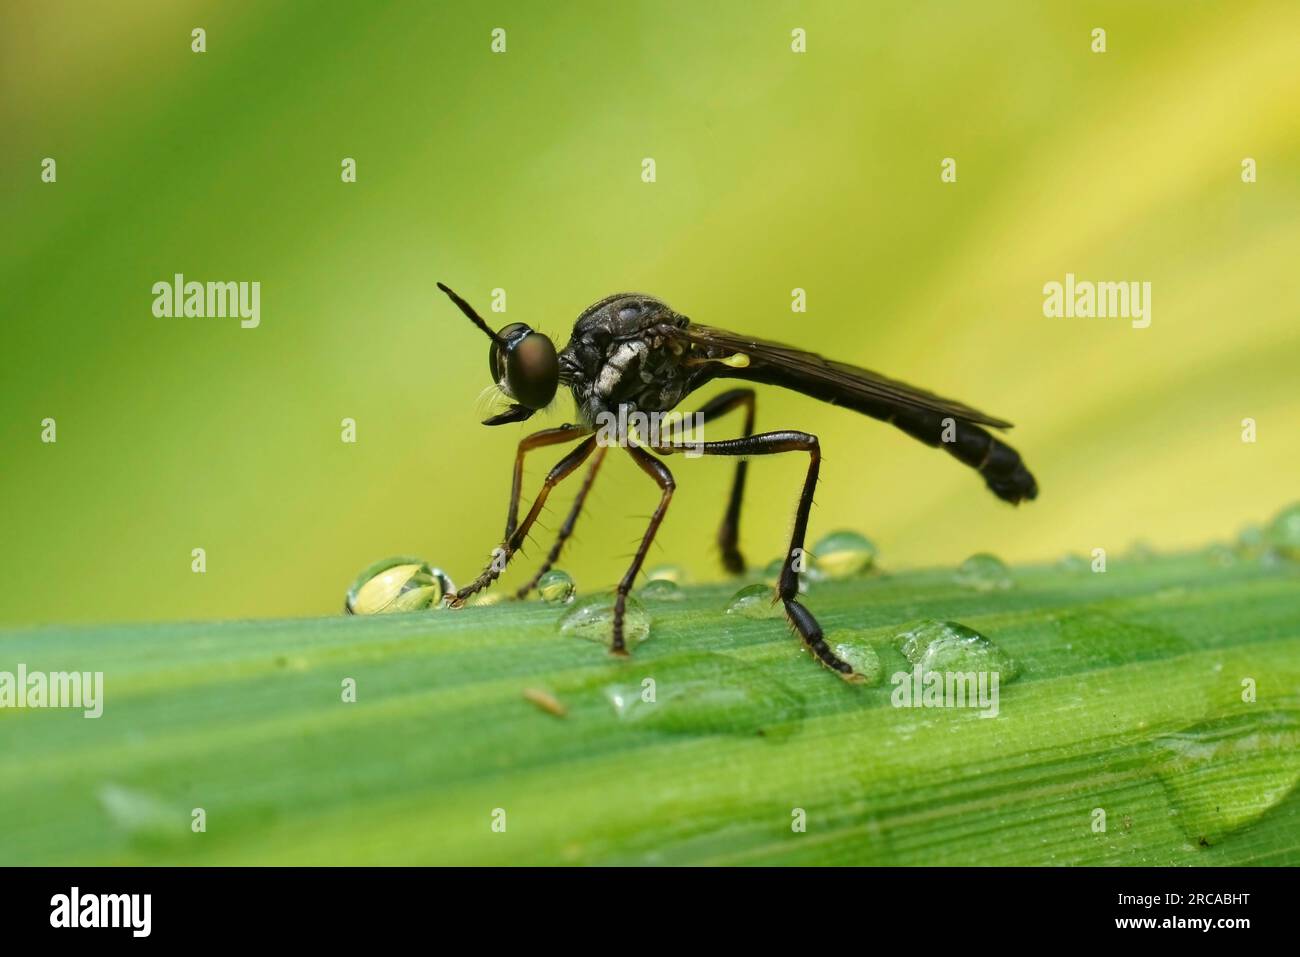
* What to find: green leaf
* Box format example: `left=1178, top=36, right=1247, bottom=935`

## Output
left=1, top=550, right=1297, bottom=865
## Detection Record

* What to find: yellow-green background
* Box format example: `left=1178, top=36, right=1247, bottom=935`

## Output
left=2, top=1, right=1297, bottom=627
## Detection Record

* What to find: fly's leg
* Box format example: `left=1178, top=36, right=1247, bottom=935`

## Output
left=449, top=424, right=586, bottom=604
left=450, top=435, right=598, bottom=605
left=501, top=425, right=591, bottom=541
left=514, top=446, right=608, bottom=599
left=657, top=430, right=853, bottom=677
left=610, top=445, right=675, bottom=656
left=685, top=388, right=756, bottom=575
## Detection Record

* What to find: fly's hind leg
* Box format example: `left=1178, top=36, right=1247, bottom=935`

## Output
left=657, top=430, right=854, bottom=678
left=611, top=445, right=675, bottom=655
left=684, top=388, right=755, bottom=575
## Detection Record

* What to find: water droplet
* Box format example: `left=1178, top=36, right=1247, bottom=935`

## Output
left=1267, top=502, right=1300, bottom=559
left=467, top=592, right=504, bottom=607
left=811, top=530, right=877, bottom=579
left=345, top=557, right=452, bottom=614
left=1152, top=709, right=1300, bottom=845
left=1056, top=553, right=1089, bottom=572
left=559, top=594, right=651, bottom=648
left=1234, top=523, right=1273, bottom=563
left=953, top=553, right=1012, bottom=592
left=1237, top=523, right=1265, bottom=550
left=640, top=578, right=684, bottom=602
left=603, top=652, right=805, bottom=737
left=536, top=569, right=576, bottom=604
left=644, top=564, right=686, bottom=584
left=1052, top=611, right=1188, bottom=668
left=725, top=583, right=783, bottom=619
left=826, top=629, right=882, bottom=685
left=896, top=619, right=1018, bottom=680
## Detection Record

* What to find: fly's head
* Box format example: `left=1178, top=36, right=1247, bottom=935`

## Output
left=487, top=322, right=559, bottom=414
left=438, top=283, right=559, bottom=426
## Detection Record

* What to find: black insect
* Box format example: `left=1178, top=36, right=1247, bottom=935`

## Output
left=437, top=282, right=1037, bottom=677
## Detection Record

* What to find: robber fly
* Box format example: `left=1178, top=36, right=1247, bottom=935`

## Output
left=437, top=282, right=1037, bottom=678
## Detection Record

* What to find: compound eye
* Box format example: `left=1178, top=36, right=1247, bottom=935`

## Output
left=505, top=332, right=559, bottom=410
left=488, top=322, right=528, bottom=383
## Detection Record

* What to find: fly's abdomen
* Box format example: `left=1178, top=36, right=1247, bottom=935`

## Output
left=712, top=358, right=1037, bottom=505
left=889, top=407, right=1038, bottom=505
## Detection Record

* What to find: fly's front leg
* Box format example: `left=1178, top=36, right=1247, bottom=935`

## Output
left=611, top=445, right=675, bottom=656
left=450, top=424, right=587, bottom=605
left=685, top=388, right=755, bottom=575
left=502, top=425, right=591, bottom=540
left=515, top=446, right=607, bottom=599
left=451, top=435, right=597, bottom=605
left=657, top=430, right=854, bottom=678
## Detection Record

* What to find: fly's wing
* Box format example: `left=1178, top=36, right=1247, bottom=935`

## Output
left=663, top=321, right=1037, bottom=504
left=671, top=323, right=1013, bottom=429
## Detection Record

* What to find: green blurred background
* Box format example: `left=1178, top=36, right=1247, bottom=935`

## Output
left=2, top=0, right=1297, bottom=627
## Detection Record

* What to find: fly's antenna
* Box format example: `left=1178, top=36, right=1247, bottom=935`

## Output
left=437, top=282, right=502, bottom=343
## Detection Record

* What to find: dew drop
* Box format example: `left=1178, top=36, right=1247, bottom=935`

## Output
left=811, top=530, right=877, bottom=579
left=345, top=557, right=452, bottom=614
left=559, top=594, right=651, bottom=648
left=603, top=652, right=805, bottom=737
left=896, top=618, right=1018, bottom=681
left=1052, top=611, right=1188, bottom=668
left=953, top=553, right=1012, bottom=592
left=640, top=578, right=685, bottom=602
left=1267, top=501, right=1300, bottom=559
left=725, top=583, right=783, bottom=619
left=1237, top=523, right=1265, bottom=550
left=1152, top=709, right=1300, bottom=845
left=536, top=569, right=576, bottom=604
left=826, top=629, right=882, bottom=685
left=1234, top=523, right=1271, bottom=562
left=644, top=564, right=687, bottom=584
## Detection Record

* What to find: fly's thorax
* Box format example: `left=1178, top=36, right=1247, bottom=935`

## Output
left=561, top=292, right=694, bottom=425
left=573, top=293, right=678, bottom=336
